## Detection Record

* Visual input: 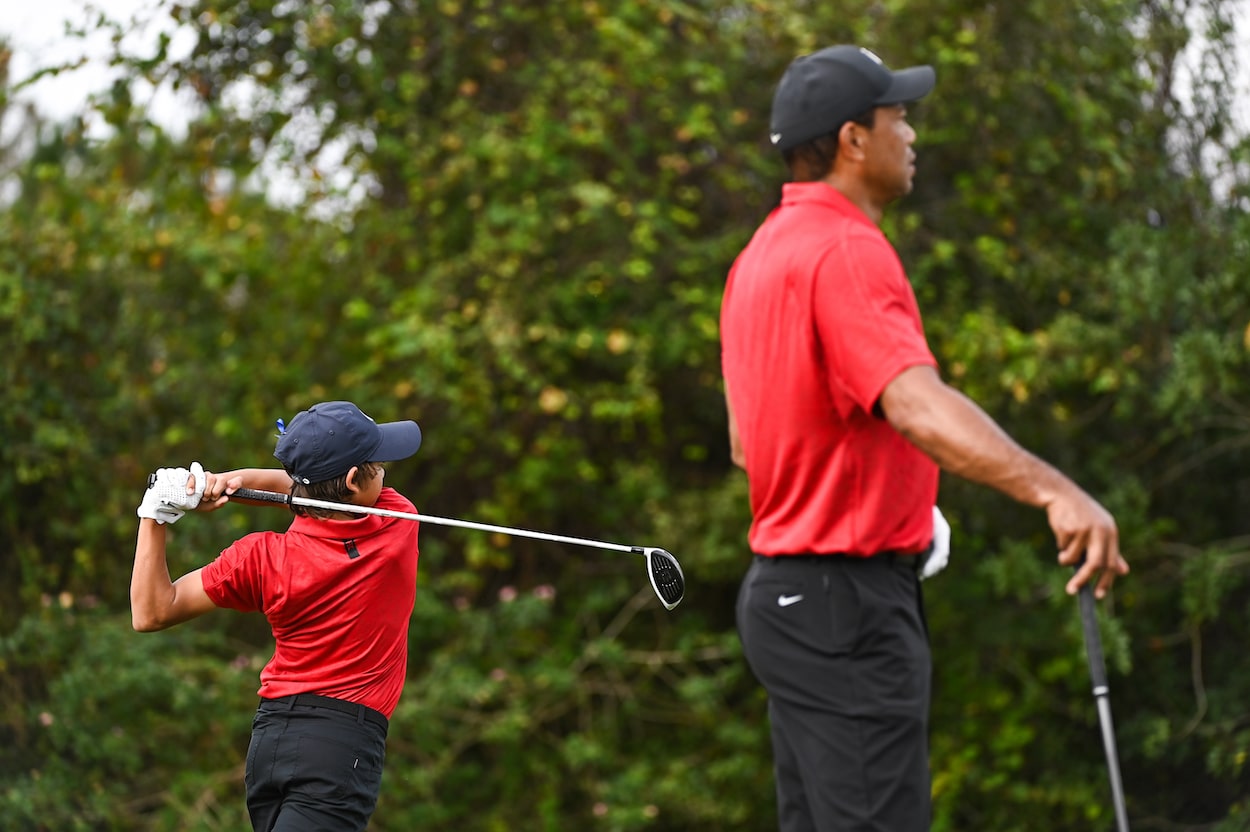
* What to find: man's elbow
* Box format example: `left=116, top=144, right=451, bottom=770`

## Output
left=879, top=366, right=947, bottom=449
left=887, top=412, right=936, bottom=451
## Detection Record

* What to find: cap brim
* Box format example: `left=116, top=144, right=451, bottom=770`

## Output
left=878, top=65, right=935, bottom=106
left=371, top=420, right=423, bottom=463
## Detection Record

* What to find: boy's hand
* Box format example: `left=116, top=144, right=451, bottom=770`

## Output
left=193, top=469, right=244, bottom=512
left=138, top=462, right=206, bottom=524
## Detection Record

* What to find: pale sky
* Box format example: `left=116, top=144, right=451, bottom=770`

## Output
left=3, top=0, right=192, bottom=134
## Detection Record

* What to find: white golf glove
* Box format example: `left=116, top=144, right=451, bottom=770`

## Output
left=920, top=506, right=951, bottom=581
left=137, top=462, right=206, bottom=525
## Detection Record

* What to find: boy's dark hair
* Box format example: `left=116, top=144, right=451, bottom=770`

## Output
left=783, top=108, right=876, bottom=182
left=290, top=462, right=385, bottom=519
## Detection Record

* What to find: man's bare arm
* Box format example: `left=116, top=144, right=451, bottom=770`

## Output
left=879, top=365, right=1128, bottom=597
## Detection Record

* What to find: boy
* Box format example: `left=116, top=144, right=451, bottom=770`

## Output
left=130, top=400, right=424, bottom=832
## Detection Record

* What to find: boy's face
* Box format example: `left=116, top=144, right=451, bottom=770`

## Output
left=352, top=464, right=385, bottom=506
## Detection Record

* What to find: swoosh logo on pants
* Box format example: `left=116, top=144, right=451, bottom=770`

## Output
left=777, top=594, right=804, bottom=607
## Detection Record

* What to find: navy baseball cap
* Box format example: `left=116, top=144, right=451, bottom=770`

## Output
left=769, top=45, right=935, bottom=152
left=274, top=401, right=422, bottom=484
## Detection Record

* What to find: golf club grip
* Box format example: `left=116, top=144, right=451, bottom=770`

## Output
left=1078, top=584, right=1110, bottom=691
left=1074, top=572, right=1130, bottom=830
left=228, top=487, right=291, bottom=506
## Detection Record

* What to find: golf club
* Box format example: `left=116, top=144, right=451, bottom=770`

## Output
left=1077, top=581, right=1131, bottom=832
left=225, top=487, right=685, bottom=611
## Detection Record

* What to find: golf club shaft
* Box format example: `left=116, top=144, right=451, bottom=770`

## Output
left=228, top=487, right=637, bottom=555
left=1078, top=584, right=1131, bottom=832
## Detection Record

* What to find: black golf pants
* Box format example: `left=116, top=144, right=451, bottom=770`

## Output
left=245, top=694, right=389, bottom=832
left=737, top=553, right=932, bottom=832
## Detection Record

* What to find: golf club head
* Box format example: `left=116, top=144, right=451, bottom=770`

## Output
left=644, top=548, right=685, bottom=611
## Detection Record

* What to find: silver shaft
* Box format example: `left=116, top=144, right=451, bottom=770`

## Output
left=1096, top=695, right=1131, bottom=832
left=230, top=488, right=637, bottom=555
left=228, top=487, right=683, bottom=611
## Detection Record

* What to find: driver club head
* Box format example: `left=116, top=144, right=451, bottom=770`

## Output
left=643, top=547, right=685, bottom=611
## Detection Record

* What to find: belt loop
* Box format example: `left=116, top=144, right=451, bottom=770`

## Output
left=356, top=705, right=366, bottom=726
left=286, top=695, right=297, bottom=712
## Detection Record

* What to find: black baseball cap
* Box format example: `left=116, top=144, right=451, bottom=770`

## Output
left=274, top=401, right=422, bottom=484
left=769, top=45, right=935, bottom=152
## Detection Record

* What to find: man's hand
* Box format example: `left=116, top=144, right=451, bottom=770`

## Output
left=1046, top=487, right=1128, bottom=599
left=138, top=462, right=206, bottom=524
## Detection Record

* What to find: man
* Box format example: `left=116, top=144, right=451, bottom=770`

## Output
left=130, top=401, right=424, bottom=831
left=719, top=45, right=1128, bottom=831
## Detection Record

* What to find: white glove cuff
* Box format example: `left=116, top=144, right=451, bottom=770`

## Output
left=920, top=506, right=951, bottom=581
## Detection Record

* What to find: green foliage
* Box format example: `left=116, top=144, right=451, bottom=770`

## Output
left=0, top=604, right=255, bottom=830
left=1, top=0, right=1248, bottom=828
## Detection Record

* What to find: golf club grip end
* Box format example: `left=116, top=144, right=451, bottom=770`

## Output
left=229, top=487, right=290, bottom=505
left=1077, top=585, right=1110, bottom=689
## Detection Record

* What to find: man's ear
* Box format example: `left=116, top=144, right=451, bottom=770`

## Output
left=344, top=465, right=362, bottom=493
left=838, top=121, right=865, bottom=159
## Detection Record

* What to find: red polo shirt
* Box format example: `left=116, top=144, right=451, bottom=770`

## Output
left=200, top=487, right=420, bottom=717
left=720, top=182, right=938, bottom=556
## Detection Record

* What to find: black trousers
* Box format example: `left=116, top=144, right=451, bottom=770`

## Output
left=245, top=694, right=389, bottom=832
left=737, top=554, right=932, bottom=832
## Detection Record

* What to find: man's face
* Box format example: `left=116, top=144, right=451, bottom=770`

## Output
left=860, top=104, right=918, bottom=202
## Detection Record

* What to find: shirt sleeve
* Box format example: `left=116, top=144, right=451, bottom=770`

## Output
left=811, top=228, right=937, bottom=412
left=200, top=533, right=268, bottom=613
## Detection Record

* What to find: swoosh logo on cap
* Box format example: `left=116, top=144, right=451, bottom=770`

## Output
left=770, top=132, right=782, bottom=144
left=859, top=47, right=884, bottom=65
left=778, top=594, right=804, bottom=607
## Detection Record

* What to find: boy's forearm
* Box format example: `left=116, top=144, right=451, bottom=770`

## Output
left=131, top=520, right=175, bottom=631
left=218, top=468, right=293, bottom=492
